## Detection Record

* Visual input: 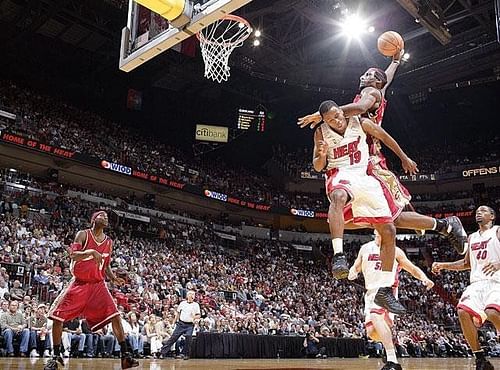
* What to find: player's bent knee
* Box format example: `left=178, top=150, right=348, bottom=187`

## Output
left=485, top=308, right=500, bottom=319
left=377, top=223, right=396, bottom=239
left=329, top=189, right=348, bottom=207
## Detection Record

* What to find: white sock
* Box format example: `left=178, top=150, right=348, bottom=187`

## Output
left=332, top=238, right=343, bottom=254
left=378, top=271, right=395, bottom=288
left=386, top=348, right=397, bottom=363
left=431, top=219, right=437, bottom=230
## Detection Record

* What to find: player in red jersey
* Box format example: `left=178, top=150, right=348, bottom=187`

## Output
left=44, top=211, right=138, bottom=370
left=298, top=53, right=467, bottom=277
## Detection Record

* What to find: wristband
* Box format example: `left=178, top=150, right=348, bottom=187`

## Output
left=392, top=60, right=400, bottom=65
left=70, top=242, right=83, bottom=252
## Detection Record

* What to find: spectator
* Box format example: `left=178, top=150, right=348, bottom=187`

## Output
left=29, top=303, right=51, bottom=358
left=0, top=300, right=30, bottom=356
left=9, top=280, right=25, bottom=301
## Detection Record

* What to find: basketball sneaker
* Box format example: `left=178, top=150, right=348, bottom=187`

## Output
left=381, top=361, right=402, bottom=370
left=43, top=355, right=64, bottom=370
left=374, top=287, right=407, bottom=315
left=441, top=216, right=468, bottom=255
left=332, top=253, right=349, bottom=279
left=476, top=358, right=494, bottom=370
left=121, top=353, right=140, bottom=369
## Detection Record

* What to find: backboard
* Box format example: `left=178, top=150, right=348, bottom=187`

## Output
left=119, top=0, right=252, bottom=72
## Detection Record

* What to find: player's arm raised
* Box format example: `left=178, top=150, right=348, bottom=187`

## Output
left=432, top=249, right=471, bottom=274
left=360, top=118, right=418, bottom=175
left=68, top=230, right=102, bottom=266
left=396, top=248, right=434, bottom=289
left=382, top=50, right=403, bottom=95
left=312, top=128, right=328, bottom=172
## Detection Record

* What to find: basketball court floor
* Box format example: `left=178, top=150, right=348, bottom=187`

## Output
left=1, top=358, right=498, bottom=370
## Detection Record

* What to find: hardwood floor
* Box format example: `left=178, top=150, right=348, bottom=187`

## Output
left=0, top=357, right=497, bottom=370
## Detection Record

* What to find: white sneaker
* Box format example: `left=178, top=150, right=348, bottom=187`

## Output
left=63, top=350, right=70, bottom=358
left=43, top=349, right=51, bottom=357
left=30, top=349, right=40, bottom=357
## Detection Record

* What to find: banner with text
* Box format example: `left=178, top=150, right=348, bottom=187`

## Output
left=0, top=131, right=99, bottom=166
left=195, top=124, right=229, bottom=143
left=461, top=165, right=499, bottom=178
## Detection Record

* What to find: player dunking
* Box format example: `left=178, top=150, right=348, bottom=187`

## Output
left=298, top=54, right=467, bottom=274
left=349, top=231, right=434, bottom=370
left=313, top=100, right=417, bottom=314
left=432, top=206, right=500, bottom=370
left=44, top=211, right=139, bottom=370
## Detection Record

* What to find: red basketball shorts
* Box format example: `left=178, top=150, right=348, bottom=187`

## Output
left=48, top=279, right=119, bottom=331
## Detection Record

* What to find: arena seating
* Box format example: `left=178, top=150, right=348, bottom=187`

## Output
left=1, top=170, right=497, bottom=359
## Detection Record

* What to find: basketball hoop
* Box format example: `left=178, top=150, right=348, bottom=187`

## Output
left=197, top=14, right=252, bottom=83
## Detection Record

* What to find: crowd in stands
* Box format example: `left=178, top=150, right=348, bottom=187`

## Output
left=272, top=132, right=499, bottom=179
left=0, top=171, right=498, bottom=360
left=0, top=80, right=496, bottom=215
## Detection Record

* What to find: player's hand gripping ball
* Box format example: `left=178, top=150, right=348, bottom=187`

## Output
left=378, top=31, right=404, bottom=57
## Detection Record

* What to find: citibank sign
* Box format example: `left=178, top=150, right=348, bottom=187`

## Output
left=100, top=160, right=132, bottom=176
left=195, top=125, right=228, bottom=143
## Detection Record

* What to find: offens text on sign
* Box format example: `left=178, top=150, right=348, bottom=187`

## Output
left=462, top=166, right=499, bottom=177
left=195, top=125, right=228, bottom=143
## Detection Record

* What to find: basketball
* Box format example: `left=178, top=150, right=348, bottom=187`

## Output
left=377, top=31, right=404, bottom=57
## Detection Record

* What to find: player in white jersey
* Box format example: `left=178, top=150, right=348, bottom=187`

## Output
left=313, top=100, right=417, bottom=314
left=432, top=205, right=500, bottom=370
left=349, top=231, right=434, bottom=370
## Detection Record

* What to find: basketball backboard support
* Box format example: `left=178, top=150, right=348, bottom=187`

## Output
left=119, top=0, right=252, bottom=72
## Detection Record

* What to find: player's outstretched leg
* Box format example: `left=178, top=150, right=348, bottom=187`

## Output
left=394, top=213, right=467, bottom=254
left=327, top=189, right=349, bottom=279
left=442, top=216, right=468, bottom=254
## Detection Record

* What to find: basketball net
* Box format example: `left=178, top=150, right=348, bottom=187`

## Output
left=197, top=15, right=252, bottom=83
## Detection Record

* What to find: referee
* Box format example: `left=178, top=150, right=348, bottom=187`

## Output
left=160, top=290, right=201, bottom=360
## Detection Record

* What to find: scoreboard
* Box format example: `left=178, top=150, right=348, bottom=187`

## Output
left=237, top=108, right=266, bottom=132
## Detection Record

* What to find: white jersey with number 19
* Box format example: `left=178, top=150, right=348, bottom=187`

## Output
left=469, top=225, right=500, bottom=283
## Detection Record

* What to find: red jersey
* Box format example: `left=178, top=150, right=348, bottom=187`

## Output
left=353, top=92, right=387, bottom=127
left=70, top=229, right=112, bottom=283
left=353, top=91, right=387, bottom=157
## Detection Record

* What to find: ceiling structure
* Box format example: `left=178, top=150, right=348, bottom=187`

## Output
left=0, top=0, right=498, bottom=97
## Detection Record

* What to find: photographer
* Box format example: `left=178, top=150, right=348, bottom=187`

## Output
left=303, top=330, right=326, bottom=359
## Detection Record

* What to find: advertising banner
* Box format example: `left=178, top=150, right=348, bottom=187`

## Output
left=0, top=131, right=99, bottom=166
left=195, top=124, right=229, bottom=143
left=461, top=165, right=499, bottom=178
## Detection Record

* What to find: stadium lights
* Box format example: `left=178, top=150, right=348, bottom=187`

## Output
left=254, top=30, right=261, bottom=37
left=403, top=52, right=410, bottom=61
left=340, top=14, right=373, bottom=39
left=253, top=39, right=261, bottom=46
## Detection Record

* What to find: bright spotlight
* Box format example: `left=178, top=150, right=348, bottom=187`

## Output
left=254, top=30, right=261, bottom=37
left=253, top=39, right=261, bottom=47
left=340, top=14, right=366, bottom=39
left=403, top=52, right=410, bottom=61
left=367, top=26, right=375, bottom=33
